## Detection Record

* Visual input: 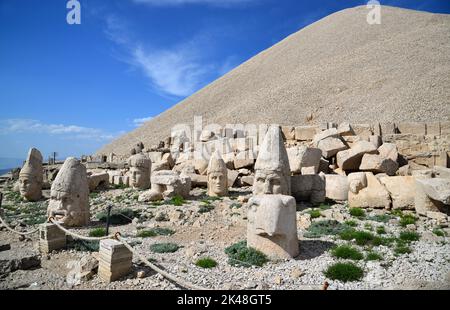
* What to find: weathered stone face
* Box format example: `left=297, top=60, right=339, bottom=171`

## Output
left=247, top=195, right=299, bottom=260
left=127, top=153, right=151, bottom=190
left=207, top=152, right=228, bottom=197
left=19, top=148, right=43, bottom=202
left=253, top=126, right=291, bottom=195
left=48, top=157, right=90, bottom=227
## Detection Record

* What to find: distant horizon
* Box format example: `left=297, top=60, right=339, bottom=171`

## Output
left=1, top=0, right=449, bottom=160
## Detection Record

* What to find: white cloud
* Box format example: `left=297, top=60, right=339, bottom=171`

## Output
left=0, top=119, right=120, bottom=142
left=133, top=45, right=214, bottom=97
left=132, top=0, right=260, bottom=8
left=132, top=116, right=153, bottom=127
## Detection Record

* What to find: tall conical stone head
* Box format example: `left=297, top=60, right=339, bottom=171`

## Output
left=128, top=153, right=151, bottom=190
left=19, top=148, right=43, bottom=201
left=48, top=157, right=90, bottom=227
left=253, top=125, right=291, bottom=195
left=207, top=151, right=228, bottom=197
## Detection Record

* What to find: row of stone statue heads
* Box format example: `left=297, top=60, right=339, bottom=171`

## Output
left=17, top=125, right=297, bottom=260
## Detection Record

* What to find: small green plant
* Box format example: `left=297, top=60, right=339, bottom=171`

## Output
left=201, top=196, right=222, bottom=203
left=89, top=192, right=99, bottom=199
left=304, top=220, right=349, bottom=238
left=367, top=214, right=392, bottom=223
left=96, top=208, right=139, bottom=225
left=113, top=184, right=127, bottom=190
left=324, top=262, right=364, bottom=282
left=69, top=240, right=99, bottom=252
left=195, top=257, right=218, bottom=269
left=394, top=243, right=411, bottom=255
left=344, top=220, right=358, bottom=227
left=137, top=230, right=157, bottom=238
left=309, top=209, right=322, bottom=219
left=230, top=203, right=242, bottom=209
left=349, top=208, right=365, bottom=218
left=89, top=227, right=107, bottom=237
left=366, top=251, right=383, bottom=261
left=170, top=195, right=185, bottom=206
left=331, top=245, right=363, bottom=260
left=399, top=231, right=420, bottom=243
left=432, top=228, right=446, bottom=237
left=199, top=203, right=215, bottom=213
left=318, top=203, right=332, bottom=210
left=225, top=241, right=268, bottom=267
left=376, top=226, right=386, bottom=235
left=150, top=243, right=180, bottom=253
left=364, top=223, right=373, bottom=231
left=399, top=214, right=418, bottom=227
left=340, top=230, right=377, bottom=246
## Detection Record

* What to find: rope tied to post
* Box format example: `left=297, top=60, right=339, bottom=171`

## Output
left=0, top=192, right=39, bottom=236
left=49, top=217, right=116, bottom=241
left=116, top=235, right=207, bottom=291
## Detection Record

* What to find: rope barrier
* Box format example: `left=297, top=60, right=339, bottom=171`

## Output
left=0, top=192, right=39, bottom=236
left=0, top=213, right=39, bottom=236
left=49, top=218, right=116, bottom=241
left=116, top=234, right=207, bottom=291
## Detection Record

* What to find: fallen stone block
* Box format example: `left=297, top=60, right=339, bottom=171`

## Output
left=87, top=172, right=109, bottom=192
left=359, top=154, right=399, bottom=176
left=228, top=169, right=239, bottom=188
left=0, top=248, right=41, bottom=274
left=379, top=176, right=415, bottom=210
left=291, top=174, right=325, bottom=204
left=287, top=146, right=322, bottom=174
left=281, top=126, right=295, bottom=140
left=348, top=172, right=367, bottom=194
left=325, top=174, right=348, bottom=201
left=312, top=128, right=339, bottom=144
left=348, top=172, right=391, bottom=209
left=397, top=122, right=426, bottom=135
left=294, top=126, right=319, bottom=141
left=415, top=178, right=450, bottom=215
left=317, top=137, right=348, bottom=159
left=337, top=141, right=378, bottom=171
left=337, top=122, right=353, bottom=136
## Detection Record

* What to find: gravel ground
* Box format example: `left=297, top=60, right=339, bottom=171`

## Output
left=1, top=185, right=449, bottom=290
left=98, top=5, right=450, bottom=155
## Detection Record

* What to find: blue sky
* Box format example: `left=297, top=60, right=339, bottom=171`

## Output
left=0, top=0, right=449, bottom=167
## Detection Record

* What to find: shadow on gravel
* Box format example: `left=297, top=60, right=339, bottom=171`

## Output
left=295, top=240, right=335, bottom=260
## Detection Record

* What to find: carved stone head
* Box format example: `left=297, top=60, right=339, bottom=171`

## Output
left=247, top=195, right=299, bottom=260
left=19, top=148, right=43, bottom=202
left=253, top=126, right=291, bottom=195
left=128, top=153, right=151, bottom=190
left=48, top=157, right=90, bottom=227
left=207, top=151, right=228, bottom=197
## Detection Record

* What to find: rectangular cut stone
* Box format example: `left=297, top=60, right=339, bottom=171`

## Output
left=281, top=126, right=296, bottom=140
left=294, top=126, right=320, bottom=141
left=39, top=223, right=66, bottom=253
left=441, top=122, right=450, bottom=135
left=397, top=122, right=426, bottom=135
left=351, top=124, right=373, bottom=139
left=98, top=239, right=132, bottom=283
left=426, top=122, right=440, bottom=136
left=379, top=123, right=396, bottom=136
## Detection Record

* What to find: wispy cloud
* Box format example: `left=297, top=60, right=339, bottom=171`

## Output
left=133, top=44, right=215, bottom=97
left=132, top=0, right=261, bottom=8
left=104, top=15, right=234, bottom=98
left=0, top=119, right=121, bottom=142
left=132, top=116, right=153, bottom=127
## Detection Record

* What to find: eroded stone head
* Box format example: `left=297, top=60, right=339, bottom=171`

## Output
left=19, top=148, right=43, bottom=201
left=207, top=151, right=228, bottom=197
left=247, top=195, right=299, bottom=260
left=128, top=153, right=151, bottom=190
left=48, top=157, right=90, bottom=227
left=253, top=126, right=291, bottom=195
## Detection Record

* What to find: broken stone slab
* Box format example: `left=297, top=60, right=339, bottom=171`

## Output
left=337, top=141, right=378, bottom=171
left=426, top=211, right=448, bottom=221
left=241, top=176, right=254, bottom=186
left=369, top=135, right=382, bottom=148
left=348, top=172, right=367, bottom=194
left=317, top=137, right=348, bottom=159
left=281, top=126, right=295, bottom=140
left=0, top=248, right=41, bottom=274
left=415, top=178, right=450, bottom=215
left=378, top=143, right=399, bottom=162
left=227, top=169, right=239, bottom=188
left=87, top=172, right=109, bottom=192
left=312, top=128, right=339, bottom=145
left=325, top=174, right=349, bottom=201
left=337, top=122, right=353, bottom=136
left=287, top=146, right=322, bottom=174
left=234, top=151, right=255, bottom=169
left=434, top=166, right=450, bottom=179
left=348, top=172, right=391, bottom=209
left=359, top=154, right=399, bottom=176
left=379, top=176, right=415, bottom=210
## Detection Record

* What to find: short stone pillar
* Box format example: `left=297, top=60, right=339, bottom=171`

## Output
left=39, top=223, right=66, bottom=253
left=98, top=239, right=132, bottom=283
